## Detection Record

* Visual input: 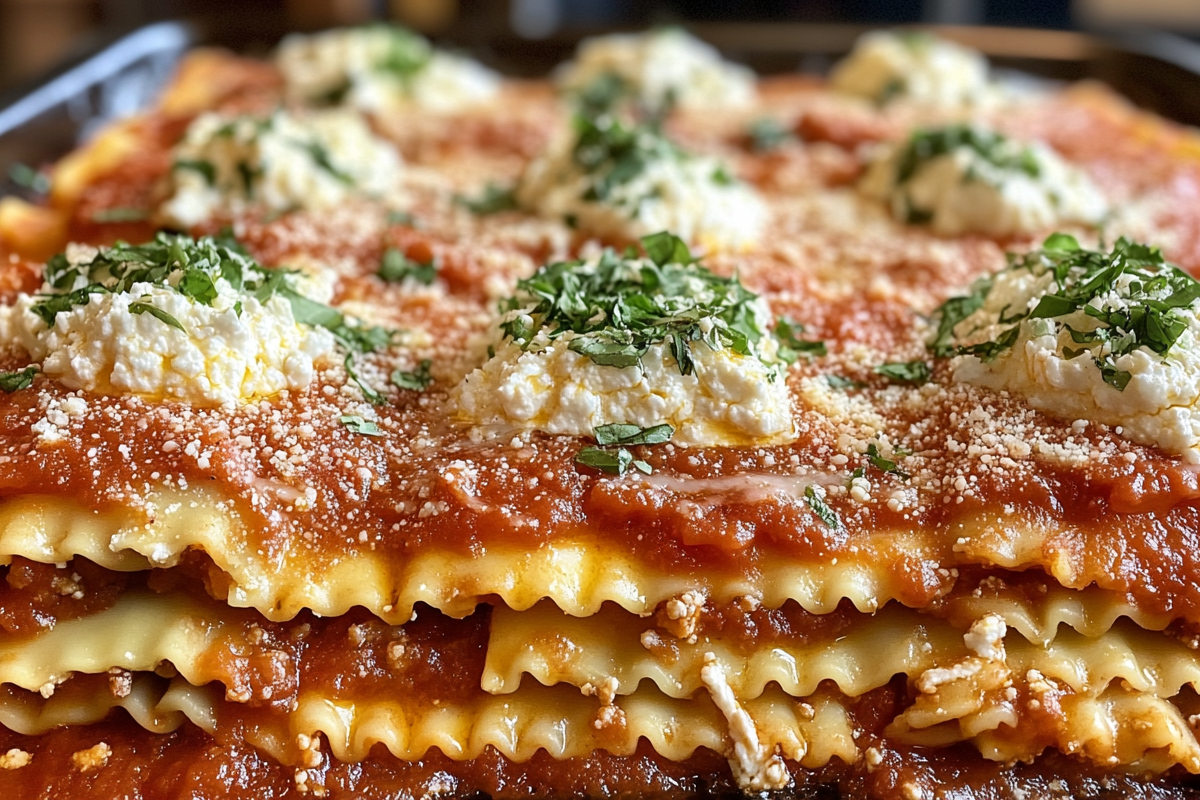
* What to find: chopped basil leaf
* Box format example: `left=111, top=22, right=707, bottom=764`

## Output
left=92, top=207, right=149, bottom=223
left=500, top=233, right=774, bottom=374
left=865, top=442, right=909, bottom=479
left=387, top=210, right=416, bottom=227
left=0, top=366, right=38, bottom=392
left=804, top=485, right=840, bottom=529
left=930, top=233, right=1197, bottom=392
left=746, top=118, right=793, bottom=152
left=9, top=163, right=49, bottom=195
left=875, top=360, right=931, bottom=385
left=129, top=300, right=185, bottom=332
left=173, top=159, right=217, bottom=185
left=379, top=248, right=437, bottom=285
left=774, top=317, right=827, bottom=363
left=297, top=140, right=354, bottom=185
left=456, top=183, right=518, bottom=214
left=339, top=414, right=384, bottom=436
left=594, top=423, right=674, bottom=446
left=391, top=359, right=433, bottom=391
left=345, top=354, right=386, bottom=405
left=895, top=126, right=1040, bottom=186
left=826, top=374, right=864, bottom=390
left=571, top=114, right=685, bottom=206
left=374, top=24, right=432, bottom=84
left=575, top=446, right=653, bottom=476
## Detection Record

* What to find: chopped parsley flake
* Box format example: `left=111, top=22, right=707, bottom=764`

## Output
left=895, top=125, right=1041, bottom=188
left=8, top=163, right=49, bottom=195
left=804, top=485, right=840, bottom=529
left=774, top=317, right=827, bottom=363
left=576, top=423, right=672, bottom=476
left=0, top=366, right=38, bottom=392
left=456, top=183, right=519, bottom=214
left=379, top=248, right=437, bottom=285
left=826, top=374, right=864, bottom=390
left=746, top=118, right=794, bottom=152
left=571, top=114, right=686, bottom=206
left=339, top=414, right=384, bottom=436
left=499, top=232, right=777, bottom=375
left=391, top=359, right=433, bottom=391
left=931, top=233, right=1200, bottom=392
left=865, top=442, right=910, bottom=479
left=875, top=360, right=932, bottom=385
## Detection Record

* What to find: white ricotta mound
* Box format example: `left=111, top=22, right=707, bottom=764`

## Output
left=945, top=246, right=1200, bottom=461
left=860, top=129, right=1107, bottom=237
left=517, top=124, right=767, bottom=251
left=454, top=332, right=794, bottom=447
left=276, top=25, right=499, bottom=112
left=0, top=245, right=336, bottom=406
left=161, top=109, right=403, bottom=228
left=831, top=30, right=991, bottom=107
left=556, top=28, right=755, bottom=110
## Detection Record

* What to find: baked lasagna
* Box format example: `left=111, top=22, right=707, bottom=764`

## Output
left=2, top=24, right=1200, bottom=798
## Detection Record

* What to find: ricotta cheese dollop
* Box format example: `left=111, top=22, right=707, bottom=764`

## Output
left=831, top=30, right=990, bottom=107
left=933, top=233, right=1200, bottom=461
left=161, top=108, right=403, bottom=228
left=276, top=24, right=499, bottom=113
left=517, top=114, right=766, bottom=251
left=556, top=28, right=755, bottom=111
left=454, top=235, right=796, bottom=447
left=860, top=125, right=1108, bottom=237
left=0, top=236, right=337, bottom=406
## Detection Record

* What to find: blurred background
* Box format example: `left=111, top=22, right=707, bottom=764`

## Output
left=2, top=0, right=1199, bottom=90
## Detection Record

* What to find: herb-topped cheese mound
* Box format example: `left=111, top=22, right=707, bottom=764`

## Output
left=932, top=233, right=1200, bottom=461
left=275, top=24, right=499, bottom=113
left=0, top=235, right=396, bottom=407
left=860, top=125, right=1107, bottom=237
left=516, top=114, right=766, bottom=251
left=556, top=28, right=755, bottom=112
left=454, top=233, right=797, bottom=447
left=161, top=109, right=403, bottom=228
left=831, top=31, right=991, bottom=107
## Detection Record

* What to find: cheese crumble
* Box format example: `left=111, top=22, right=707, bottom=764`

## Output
left=556, top=28, right=755, bottom=110
left=161, top=108, right=403, bottom=228
left=860, top=125, right=1107, bottom=237
left=831, top=30, right=990, bottom=107
left=935, top=234, right=1200, bottom=461
left=517, top=115, right=766, bottom=251
left=275, top=25, right=499, bottom=113
left=0, top=238, right=336, bottom=406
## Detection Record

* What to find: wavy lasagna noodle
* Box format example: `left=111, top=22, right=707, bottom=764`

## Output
left=5, top=24, right=1200, bottom=800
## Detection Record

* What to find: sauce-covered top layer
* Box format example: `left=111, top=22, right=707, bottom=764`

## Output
left=3, top=54, right=1200, bottom=623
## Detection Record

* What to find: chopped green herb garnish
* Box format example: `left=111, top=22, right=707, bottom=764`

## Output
left=391, top=359, right=433, bottom=391
left=8, top=163, right=49, bottom=195
left=930, top=233, right=1199, bottom=392
left=129, top=300, right=185, bottom=332
left=572, top=114, right=683, bottom=207
left=298, top=140, right=354, bottom=185
left=32, top=233, right=395, bottom=401
left=865, top=442, right=910, bottom=479
left=455, top=183, right=519, bottom=215
left=372, top=24, right=432, bottom=85
left=379, top=248, right=437, bottom=285
left=746, top=118, right=794, bottom=152
left=0, top=366, right=38, bottom=392
left=92, top=207, right=149, bottom=223
left=499, top=232, right=778, bottom=375
left=339, top=414, right=384, bottom=436
left=173, top=158, right=217, bottom=185
left=895, top=126, right=1041, bottom=187
left=576, top=446, right=651, bottom=476
left=387, top=210, right=416, bottom=227
left=594, top=423, right=674, bottom=446
left=826, top=374, right=864, bottom=390
left=774, top=317, right=827, bottom=363
left=804, top=485, right=840, bottom=529
left=875, top=360, right=931, bottom=385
